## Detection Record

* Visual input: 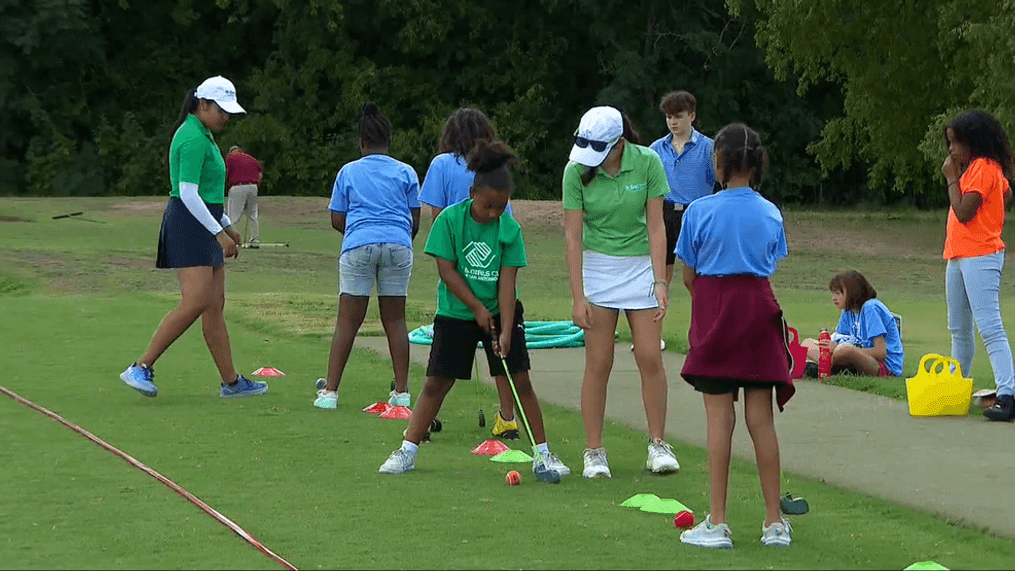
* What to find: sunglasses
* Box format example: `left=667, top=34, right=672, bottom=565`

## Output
left=573, top=131, right=620, bottom=153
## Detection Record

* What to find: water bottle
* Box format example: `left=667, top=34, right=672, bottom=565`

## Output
left=818, top=328, right=832, bottom=379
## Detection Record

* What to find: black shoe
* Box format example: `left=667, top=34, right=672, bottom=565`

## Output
left=983, top=394, right=1015, bottom=421
left=804, top=361, right=819, bottom=379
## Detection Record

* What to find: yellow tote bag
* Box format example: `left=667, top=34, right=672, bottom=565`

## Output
left=905, top=353, right=974, bottom=417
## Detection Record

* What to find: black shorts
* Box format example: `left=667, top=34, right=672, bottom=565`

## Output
left=426, top=301, right=530, bottom=380
left=688, top=376, right=779, bottom=395
left=663, top=201, right=686, bottom=266
left=156, top=197, right=225, bottom=269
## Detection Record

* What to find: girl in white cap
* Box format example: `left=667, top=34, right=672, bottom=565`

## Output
left=120, top=76, right=268, bottom=399
left=562, top=105, right=680, bottom=479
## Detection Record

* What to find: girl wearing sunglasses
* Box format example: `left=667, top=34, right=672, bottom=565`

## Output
left=562, top=105, right=679, bottom=479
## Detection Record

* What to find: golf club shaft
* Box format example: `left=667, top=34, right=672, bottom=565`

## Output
left=493, top=336, right=543, bottom=464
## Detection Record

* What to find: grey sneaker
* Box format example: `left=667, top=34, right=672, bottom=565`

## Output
left=680, top=514, right=733, bottom=549
left=646, top=438, right=680, bottom=473
left=761, top=518, right=792, bottom=547
left=379, top=449, right=415, bottom=474
left=388, top=390, right=410, bottom=407
left=582, top=447, right=611, bottom=479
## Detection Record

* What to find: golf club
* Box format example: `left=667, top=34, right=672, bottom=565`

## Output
left=490, top=333, right=560, bottom=484
left=474, top=351, right=485, bottom=428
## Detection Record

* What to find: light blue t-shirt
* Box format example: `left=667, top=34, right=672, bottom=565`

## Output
left=649, top=129, right=715, bottom=205
left=418, top=152, right=513, bottom=216
left=329, top=154, right=421, bottom=253
left=675, top=186, right=788, bottom=277
left=835, top=299, right=904, bottom=377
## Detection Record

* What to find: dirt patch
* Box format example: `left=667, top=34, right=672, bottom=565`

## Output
left=509, top=200, right=564, bottom=229
left=0, top=216, right=32, bottom=223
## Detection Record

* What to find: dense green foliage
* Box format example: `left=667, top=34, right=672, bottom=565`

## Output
left=742, top=0, right=1015, bottom=204
left=12, top=0, right=1009, bottom=205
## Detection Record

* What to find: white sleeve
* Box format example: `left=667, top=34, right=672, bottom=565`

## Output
left=179, top=182, right=224, bottom=235
left=220, top=213, right=232, bottom=228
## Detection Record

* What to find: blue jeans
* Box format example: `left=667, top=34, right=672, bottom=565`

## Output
left=946, top=251, right=1015, bottom=396
left=338, top=243, right=413, bottom=297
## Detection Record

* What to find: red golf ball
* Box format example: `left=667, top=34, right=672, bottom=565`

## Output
left=674, top=510, right=694, bottom=528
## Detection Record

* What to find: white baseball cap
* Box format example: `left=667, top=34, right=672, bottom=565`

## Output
left=195, top=76, right=245, bottom=114
left=569, top=106, right=623, bottom=166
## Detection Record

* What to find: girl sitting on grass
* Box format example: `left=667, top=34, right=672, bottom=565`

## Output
left=801, top=270, right=904, bottom=378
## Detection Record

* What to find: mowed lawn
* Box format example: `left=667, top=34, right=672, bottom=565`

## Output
left=1, top=196, right=1014, bottom=570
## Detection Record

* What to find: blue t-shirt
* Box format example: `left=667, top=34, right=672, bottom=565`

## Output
left=675, top=186, right=788, bottom=277
left=835, top=299, right=904, bottom=377
left=649, top=129, right=715, bottom=205
left=329, top=154, right=421, bottom=253
left=418, top=152, right=513, bottom=216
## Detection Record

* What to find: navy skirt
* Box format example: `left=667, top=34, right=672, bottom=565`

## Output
left=156, top=197, right=225, bottom=269
left=681, top=275, right=796, bottom=411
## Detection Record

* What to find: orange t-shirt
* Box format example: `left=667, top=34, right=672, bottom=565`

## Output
left=943, top=158, right=1010, bottom=260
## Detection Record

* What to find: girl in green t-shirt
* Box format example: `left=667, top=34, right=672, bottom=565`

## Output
left=379, top=140, right=569, bottom=478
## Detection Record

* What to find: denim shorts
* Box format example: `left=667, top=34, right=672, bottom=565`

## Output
left=338, top=243, right=413, bottom=297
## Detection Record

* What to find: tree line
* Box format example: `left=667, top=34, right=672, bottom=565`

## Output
left=2, top=0, right=1011, bottom=206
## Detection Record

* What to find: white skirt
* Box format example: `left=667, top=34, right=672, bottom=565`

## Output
left=583, top=250, right=657, bottom=310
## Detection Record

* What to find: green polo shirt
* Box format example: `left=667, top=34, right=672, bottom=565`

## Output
left=169, top=114, right=226, bottom=204
left=562, top=143, right=668, bottom=256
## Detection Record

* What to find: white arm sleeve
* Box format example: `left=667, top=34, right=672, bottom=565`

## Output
left=179, top=182, right=224, bottom=235
left=220, top=213, right=232, bottom=229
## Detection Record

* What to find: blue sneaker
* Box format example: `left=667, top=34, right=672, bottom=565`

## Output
left=120, top=363, right=158, bottom=397
left=220, top=375, right=268, bottom=398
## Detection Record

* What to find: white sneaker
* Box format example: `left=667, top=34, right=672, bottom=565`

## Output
left=379, top=449, right=415, bottom=474
left=646, top=438, right=680, bottom=473
left=536, top=451, right=571, bottom=477
left=680, top=514, right=733, bottom=549
left=761, top=518, right=792, bottom=547
left=582, top=448, right=612, bottom=479
left=388, top=390, right=411, bottom=407
left=314, top=390, right=337, bottom=409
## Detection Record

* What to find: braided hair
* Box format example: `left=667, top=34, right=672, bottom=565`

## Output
left=467, top=139, right=517, bottom=195
left=438, top=108, right=496, bottom=157
left=713, top=123, right=767, bottom=190
left=359, top=102, right=391, bottom=148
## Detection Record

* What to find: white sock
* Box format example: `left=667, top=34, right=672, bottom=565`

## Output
left=536, top=442, right=550, bottom=456
left=401, top=440, right=419, bottom=457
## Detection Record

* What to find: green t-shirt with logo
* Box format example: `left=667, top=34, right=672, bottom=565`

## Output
left=169, top=114, right=227, bottom=204
left=425, top=199, right=527, bottom=320
left=561, top=142, right=668, bottom=256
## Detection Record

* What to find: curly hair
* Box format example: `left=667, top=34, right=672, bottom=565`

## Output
left=437, top=108, right=496, bottom=157
left=713, top=123, right=767, bottom=190
left=658, top=90, right=696, bottom=116
left=944, top=110, right=1014, bottom=179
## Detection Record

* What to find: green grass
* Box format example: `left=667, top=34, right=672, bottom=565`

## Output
left=2, top=197, right=1014, bottom=569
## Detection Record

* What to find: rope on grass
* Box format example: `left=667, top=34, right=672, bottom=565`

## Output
left=409, top=320, right=586, bottom=348
left=0, top=385, right=299, bottom=571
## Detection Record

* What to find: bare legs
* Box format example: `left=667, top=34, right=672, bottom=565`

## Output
left=378, top=296, right=410, bottom=393
left=138, top=266, right=238, bottom=384
left=703, top=387, right=782, bottom=526
left=627, top=309, right=668, bottom=440
left=324, top=294, right=369, bottom=392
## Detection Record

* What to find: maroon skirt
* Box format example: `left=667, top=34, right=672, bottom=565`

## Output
left=681, top=275, right=795, bottom=411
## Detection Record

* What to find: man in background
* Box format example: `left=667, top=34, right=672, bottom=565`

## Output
left=225, top=146, right=263, bottom=248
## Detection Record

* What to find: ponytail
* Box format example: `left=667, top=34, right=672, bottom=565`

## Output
left=166, top=88, right=198, bottom=165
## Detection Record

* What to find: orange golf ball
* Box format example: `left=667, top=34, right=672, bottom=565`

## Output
left=505, top=470, right=521, bottom=485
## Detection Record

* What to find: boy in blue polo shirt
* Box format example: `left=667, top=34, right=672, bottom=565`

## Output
left=649, top=90, right=716, bottom=288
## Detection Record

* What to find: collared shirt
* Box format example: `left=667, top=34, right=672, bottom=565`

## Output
left=561, top=143, right=668, bottom=257
left=676, top=186, right=787, bottom=277
left=418, top=153, right=513, bottom=216
left=169, top=114, right=226, bottom=204
left=226, top=151, right=262, bottom=187
left=649, top=128, right=715, bottom=205
left=329, top=154, right=421, bottom=253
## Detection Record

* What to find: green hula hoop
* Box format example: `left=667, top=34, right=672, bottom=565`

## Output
left=408, top=321, right=585, bottom=348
